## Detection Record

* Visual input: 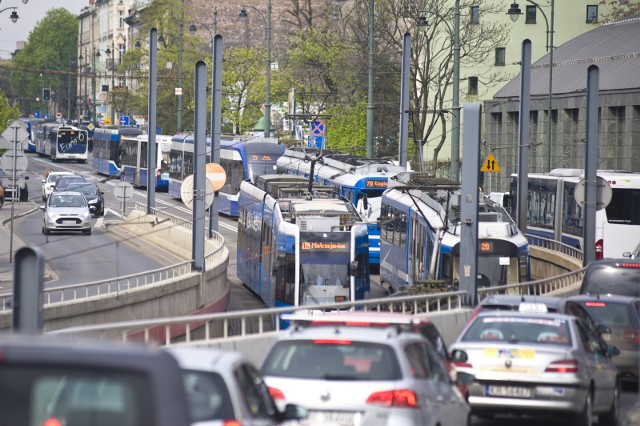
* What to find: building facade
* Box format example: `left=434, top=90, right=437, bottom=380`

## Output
left=484, top=16, right=640, bottom=192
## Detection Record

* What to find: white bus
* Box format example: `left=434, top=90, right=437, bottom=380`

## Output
left=509, top=169, right=640, bottom=259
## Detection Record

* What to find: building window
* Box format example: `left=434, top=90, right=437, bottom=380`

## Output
left=525, top=5, right=537, bottom=24
left=470, top=6, right=480, bottom=24
left=495, top=47, right=506, bottom=66
left=119, top=11, right=125, bottom=28
left=468, top=76, right=478, bottom=96
left=586, top=5, right=598, bottom=23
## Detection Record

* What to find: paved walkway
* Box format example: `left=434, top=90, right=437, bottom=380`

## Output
left=0, top=199, right=48, bottom=285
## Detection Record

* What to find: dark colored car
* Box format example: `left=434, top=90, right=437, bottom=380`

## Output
left=0, top=334, right=191, bottom=426
left=580, top=258, right=640, bottom=297
left=568, top=294, right=640, bottom=382
left=53, top=175, right=87, bottom=193
left=66, top=182, right=105, bottom=216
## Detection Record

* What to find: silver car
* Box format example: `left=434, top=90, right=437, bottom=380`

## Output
left=167, top=347, right=306, bottom=426
left=41, top=191, right=92, bottom=235
left=260, top=321, right=470, bottom=426
left=450, top=311, right=620, bottom=425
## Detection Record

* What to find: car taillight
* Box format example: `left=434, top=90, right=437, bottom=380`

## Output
left=268, top=386, right=286, bottom=400
left=222, top=421, right=241, bottom=426
left=453, top=361, right=473, bottom=368
left=366, top=389, right=419, bottom=408
left=42, top=418, right=62, bottom=426
left=595, top=239, right=603, bottom=260
left=622, top=330, right=640, bottom=344
left=545, top=359, right=578, bottom=373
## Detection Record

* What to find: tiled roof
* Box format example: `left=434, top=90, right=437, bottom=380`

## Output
left=493, top=16, right=640, bottom=98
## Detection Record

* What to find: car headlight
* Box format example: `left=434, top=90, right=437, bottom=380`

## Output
left=88, top=199, right=98, bottom=204
left=81, top=211, right=91, bottom=220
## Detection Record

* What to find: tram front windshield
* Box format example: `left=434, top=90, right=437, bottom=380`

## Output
left=476, top=255, right=520, bottom=287
left=299, top=233, right=351, bottom=305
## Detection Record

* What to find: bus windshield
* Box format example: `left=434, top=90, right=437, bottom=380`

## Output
left=607, top=188, right=640, bottom=225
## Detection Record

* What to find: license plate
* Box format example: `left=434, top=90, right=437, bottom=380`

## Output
left=306, top=411, right=355, bottom=426
left=63, top=220, right=76, bottom=224
left=487, top=385, right=532, bottom=398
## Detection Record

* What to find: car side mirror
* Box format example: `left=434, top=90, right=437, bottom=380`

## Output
left=281, top=403, right=308, bottom=421
left=24, top=176, right=29, bottom=180
left=39, top=205, right=45, bottom=211
left=41, top=179, right=46, bottom=184
left=451, top=349, right=469, bottom=364
left=623, top=251, right=631, bottom=258
left=456, top=371, right=475, bottom=386
left=597, top=324, right=612, bottom=335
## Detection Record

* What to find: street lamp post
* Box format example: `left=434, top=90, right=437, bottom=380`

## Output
left=177, top=0, right=184, bottom=133
left=0, top=7, right=20, bottom=23
left=240, top=1, right=271, bottom=139
left=93, top=47, right=99, bottom=123
left=508, top=1, right=555, bottom=173
left=106, top=41, right=115, bottom=125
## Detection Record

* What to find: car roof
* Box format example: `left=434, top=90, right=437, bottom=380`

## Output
left=48, top=171, right=75, bottom=176
left=283, top=311, right=435, bottom=327
left=481, top=294, right=565, bottom=309
left=474, top=310, right=575, bottom=322
left=282, top=322, right=428, bottom=344
left=568, top=294, right=640, bottom=304
left=66, top=182, right=97, bottom=188
left=585, top=258, right=640, bottom=268
left=167, top=347, right=246, bottom=371
left=52, top=191, right=86, bottom=197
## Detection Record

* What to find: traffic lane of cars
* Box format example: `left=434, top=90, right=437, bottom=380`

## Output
left=451, top=311, right=620, bottom=425
left=41, top=191, right=93, bottom=235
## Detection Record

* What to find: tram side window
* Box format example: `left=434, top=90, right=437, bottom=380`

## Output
left=140, top=142, right=148, bottom=169
left=169, top=150, right=183, bottom=179
left=528, top=180, right=555, bottom=230
left=562, top=181, right=583, bottom=237
left=441, top=253, right=452, bottom=284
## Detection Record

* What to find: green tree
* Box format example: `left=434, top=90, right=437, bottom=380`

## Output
left=326, top=100, right=367, bottom=154
left=0, top=88, right=20, bottom=130
left=10, top=8, right=78, bottom=119
left=599, top=0, right=640, bottom=22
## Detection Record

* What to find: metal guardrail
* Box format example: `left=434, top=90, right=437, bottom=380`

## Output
left=51, top=291, right=467, bottom=343
left=50, top=232, right=587, bottom=343
left=526, top=233, right=584, bottom=262
left=0, top=206, right=225, bottom=312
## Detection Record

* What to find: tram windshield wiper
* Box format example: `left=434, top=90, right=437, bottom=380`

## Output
left=303, top=284, right=321, bottom=305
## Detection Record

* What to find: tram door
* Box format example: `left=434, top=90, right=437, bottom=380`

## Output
left=410, top=216, right=428, bottom=285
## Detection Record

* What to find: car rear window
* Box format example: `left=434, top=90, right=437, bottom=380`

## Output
left=578, top=301, right=639, bottom=329
left=261, top=340, right=401, bottom=381
left=582, top=263, right=640, bottom=297
left=0, top=366, right=153, bottom=426
left=181, top=370, right=234, bottom=422
left=462, top=316, right=572, bottom=346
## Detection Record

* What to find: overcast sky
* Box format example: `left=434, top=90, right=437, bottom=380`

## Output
left=0, top=0, right=85, bottom=59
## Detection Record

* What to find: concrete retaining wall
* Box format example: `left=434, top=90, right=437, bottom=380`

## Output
left=0, top=211, right=230, bottom=334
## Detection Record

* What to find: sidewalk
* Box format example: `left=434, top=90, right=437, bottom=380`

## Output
left=0, top=199, right=50, bottom=285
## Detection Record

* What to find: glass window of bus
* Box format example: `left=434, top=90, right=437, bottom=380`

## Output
left=139, top=141, right=148, bottom=169
left=606, top=188, right=640, bottom=225
left=528, top=179, right=556, bottom=229
left=169, top=149, right=183, bottom=180
left=562, top=181, right=584, bottom=236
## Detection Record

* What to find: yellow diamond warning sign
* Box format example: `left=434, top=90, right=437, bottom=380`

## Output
left=481, top=152, right=501, bottom=173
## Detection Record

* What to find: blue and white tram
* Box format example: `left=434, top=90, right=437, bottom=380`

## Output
left=237, top=174, right=370, bottom=324
left=92, top=127, right=145, bottom=176
left=168, top=134, right=204, bottom=200
left=169, top=135, right=284, bottom=213
left=277, top=148, right=407, bottom=266
left=218, top=138, right=285, bottom=216
left=119, top=134, right=172, bottom=190
left=379, top=172, right=530, bottom=294
left=23, top=118, right=45, bottom=153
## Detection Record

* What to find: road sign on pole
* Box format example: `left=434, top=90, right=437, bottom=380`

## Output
left=310, top=120, right=325, bottom=136
left=480, top=152, right=501, bottom=173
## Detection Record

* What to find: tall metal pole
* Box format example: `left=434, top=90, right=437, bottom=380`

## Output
left=84, top=49, right=88, bottom=120
left=177, top=0, right=184, bottom=133
left=67, top=60, right=72, bottom=120
left=583, top=65, right=599, bottom=266
left=92, top=47, right=97, bottom=123
left=517, top=40, right=532, bottom=234
left=264, top=0, right=272, bottom=138
left=366, top=0, right=374, bottom=157
left=545, top=0, right=555, bottom=172
left=450, top=0, right=461, bottom=182
left=147, top=28, right=158, bottom=213
left=110, top=39, right=115, bottom=125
